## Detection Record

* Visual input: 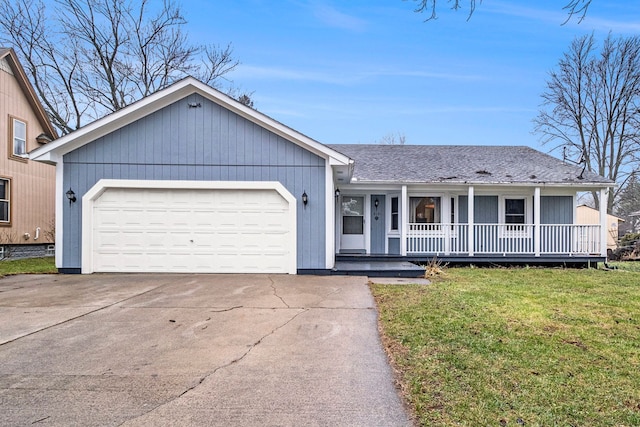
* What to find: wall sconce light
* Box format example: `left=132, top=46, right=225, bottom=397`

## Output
left=302, top=190, right=308, bottom=207
left=66, top=188, right=77, bottom=204
left=335, top=188, right=340, bottom=198
left=374, top=198, right=379, bottom=220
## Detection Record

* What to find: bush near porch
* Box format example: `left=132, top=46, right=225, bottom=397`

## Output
left=372, top=266, right=640, bottom=426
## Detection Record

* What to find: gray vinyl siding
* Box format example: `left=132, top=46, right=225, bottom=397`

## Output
left=370, top=195, right=386, bottom=254
left=458, top=196, right=498, bottom=223
left=541, top=196, right=573, bottom=224
left=388, top=238, right=400, bottom=255
left=62, top=93, right=326, bottom=270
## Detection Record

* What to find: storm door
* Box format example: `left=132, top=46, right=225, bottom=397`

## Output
left=340, top=195, right=366, bottom=253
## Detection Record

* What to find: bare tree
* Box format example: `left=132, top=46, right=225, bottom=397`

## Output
left=411, top=0, right=593, bottom=22
left=534, top=34, right=640, bottom=213
left=616, top=175, right=640, bottom=234
left=0, top=0, right=240, bottom=134
left=377, top=132, right=407, bottom=145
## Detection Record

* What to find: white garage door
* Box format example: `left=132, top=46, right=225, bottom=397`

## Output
left=89, top=186, right=295, bottom=273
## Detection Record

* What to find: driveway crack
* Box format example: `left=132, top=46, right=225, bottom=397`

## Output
left=0, top=281, right=176, bottom=347
left=268, top=275, right=290, bottom=308
left=120, top=308, right=308, bottom=426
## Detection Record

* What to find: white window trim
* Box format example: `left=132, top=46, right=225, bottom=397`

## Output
left=387, top=195, right=400, bottom=236
left=498, top=195, right=532, bottom=237
left=11, top=117, right=28, bottom=159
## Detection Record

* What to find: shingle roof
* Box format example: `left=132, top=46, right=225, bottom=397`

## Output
left=328, top=144, right=612, bottom=185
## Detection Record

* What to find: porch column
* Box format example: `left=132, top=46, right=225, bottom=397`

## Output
left=600, top=188, right=609, bottom=257
left=534, top=187, right=541, bottom=257
left=468, top=186, right=474, bottom=256
left=401, top=185, right=408, bottom=256
left=326, top=163, right=336, bottom=269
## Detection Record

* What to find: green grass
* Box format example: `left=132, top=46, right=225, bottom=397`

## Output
left=372, top=267, right=640, bottom=426
left=0, top=257, right=57, bottom=277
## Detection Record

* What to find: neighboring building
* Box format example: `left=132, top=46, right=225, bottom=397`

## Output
left=0, top=48, right=56, bottom=259
left=30, top=78, right=614, bottom=274
left=576, top=205, right=623, bottom=250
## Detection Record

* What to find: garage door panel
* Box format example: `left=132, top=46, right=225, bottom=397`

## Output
left=90, top=187, right=294, bottom=273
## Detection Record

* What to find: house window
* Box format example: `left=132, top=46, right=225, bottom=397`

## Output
left=505, top=198, right=526, bottom=224
left=390, top=197, right=399, bottom=231
left=10, top=117, right=27, bottom=159
left=410, top=197, right=441, bottom=223
left=0, top=178, right=9, bottom=224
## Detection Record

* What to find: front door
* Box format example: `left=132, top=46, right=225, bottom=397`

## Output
left=340, top=195, right=366, bottom=253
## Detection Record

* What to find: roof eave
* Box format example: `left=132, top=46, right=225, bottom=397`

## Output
left=1, top=48, right=57, bottom=140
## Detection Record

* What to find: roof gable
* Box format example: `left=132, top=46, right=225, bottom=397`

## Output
left=0, top=48, right=57, bottom=140
left=329, top=144, right=613, bottom=187
left=29, top=77, right=351, bottom=166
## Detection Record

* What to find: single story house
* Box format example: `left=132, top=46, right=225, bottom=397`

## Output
left=30, top=78, right=614, bottom=274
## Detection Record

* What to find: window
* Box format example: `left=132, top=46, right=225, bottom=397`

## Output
left=341, top=196, right=364, bottom=235
left=9, top=117, right=27, bottom=159
left=505, top=198, right=525, bottom=224
left=0, top=178, right=9, bottom=223
left=390, top=197, right=399, bottom=231
left=410, top=197, right=441, bottom=223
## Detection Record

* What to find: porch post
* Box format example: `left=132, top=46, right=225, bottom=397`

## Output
left=401, top=185, right=408, bottom=256
left=326, top=163, right=336, bottom=269
left=468, top=186, right=474, bottom=256
left=534, top=187, right=541, bottom=257
left=600, top=188, right=608, bottom=257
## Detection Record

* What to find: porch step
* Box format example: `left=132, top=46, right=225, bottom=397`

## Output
left=332, top=259, right=425, bottom=278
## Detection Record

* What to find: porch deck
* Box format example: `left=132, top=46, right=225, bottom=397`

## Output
left=332, top=257, right=426, bottom=277
left=333, top=253, right=605, bottom=276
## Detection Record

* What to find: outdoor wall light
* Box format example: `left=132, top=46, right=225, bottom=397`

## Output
left=66, top=188, right=77, bottom=204
left=302, top=190, right=308, bottom=207
left=335, top=188, right=340, bottom=198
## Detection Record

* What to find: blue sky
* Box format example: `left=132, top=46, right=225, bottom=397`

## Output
left=185, top=1, right=639, bottom=152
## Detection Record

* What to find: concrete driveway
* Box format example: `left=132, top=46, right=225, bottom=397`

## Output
left=0, top=274, right=411, bottom=426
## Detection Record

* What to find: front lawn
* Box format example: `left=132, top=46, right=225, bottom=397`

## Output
left=0, top=257, right=57, bottom=277
left=372, top=267, right=640, bottom=426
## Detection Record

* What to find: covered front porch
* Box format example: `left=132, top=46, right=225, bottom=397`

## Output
left=334, top=185, right=610, bottom=265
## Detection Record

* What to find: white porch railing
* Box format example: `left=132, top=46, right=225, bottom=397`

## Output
left=406, top=223, right=601, bottom=256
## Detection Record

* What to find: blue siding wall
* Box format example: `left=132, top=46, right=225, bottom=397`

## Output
left=459, top=196, right=498, bottom=223
left=370, top=195, right=386, bottom=254
left=541, top=196, right=573, bottom=224
left=62, top=93, right=326, bottom=270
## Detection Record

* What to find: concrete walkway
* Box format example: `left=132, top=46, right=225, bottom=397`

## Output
left=0, top=274, right=411, bottom=426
